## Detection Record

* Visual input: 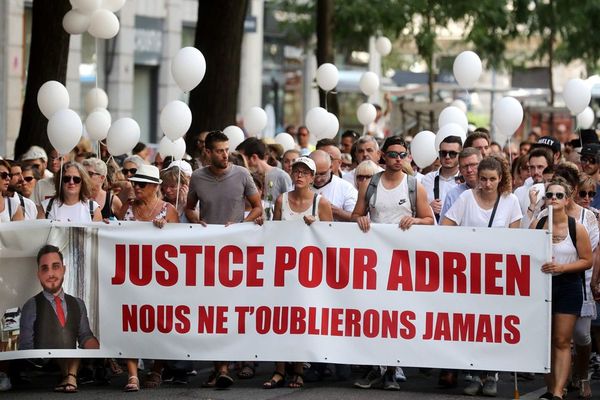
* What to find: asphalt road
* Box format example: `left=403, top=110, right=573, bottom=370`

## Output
left=6, top=361, right=599, bottom=399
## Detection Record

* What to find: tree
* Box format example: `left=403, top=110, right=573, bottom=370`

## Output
left=187, top=1, right=249, bottom=136
left=15, top=0, right=71, bottom=159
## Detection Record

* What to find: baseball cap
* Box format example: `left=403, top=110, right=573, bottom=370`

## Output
left=533, top=136, right=561, bottom=154
left=291, top=156, right=316, bottom=173
left=580, top=143, right=600, bottom=158
left=21, top=145, right=48, bottom=162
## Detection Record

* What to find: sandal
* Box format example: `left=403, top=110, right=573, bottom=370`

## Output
left=124, top=375, right=139, bottom=392
left=237, top=363, right=256, bottom=379
left=215, top=371, right=234, bottom=389
left=580, top=379, right=592, bottom=399
left=143, top=371, right=161, bottom=389
left=288, top=373, right=304, bottom=389
left=201, top=370, right=217, bottom=388
left=108, top=358, right=124, bottom=376
left=263, top=371, right=285, bottom=389
left=54, top=373, right=78, bottom=393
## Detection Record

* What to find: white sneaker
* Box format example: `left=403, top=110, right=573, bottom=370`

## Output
left=0, top=372, right=11, bottom=391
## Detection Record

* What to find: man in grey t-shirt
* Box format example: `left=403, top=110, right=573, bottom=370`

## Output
left=185, top=131, right=262, bottom=388
left=186, top=131, right=262, bottom=225
left=237, top=137, right=292, bottom=219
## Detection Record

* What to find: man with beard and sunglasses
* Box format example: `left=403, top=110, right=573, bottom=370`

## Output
left=5, top=161, right=37, bottom=220
left=19, top=245, right=99, bottom=393
left=421, top=135, right=463, bottom=222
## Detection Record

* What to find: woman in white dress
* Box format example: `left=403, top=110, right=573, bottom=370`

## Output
left=37, top=161, right=102, bottom=222
left=263, top=157, right=332, bottom=389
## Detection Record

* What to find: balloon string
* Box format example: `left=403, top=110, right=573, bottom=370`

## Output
left=176, top=169, right=181, bottom=212
left=325, top=91, right=328, bottom=112
left=58, top=157, right=64, bottom=202
left=95, top=38, right=99, bottom=91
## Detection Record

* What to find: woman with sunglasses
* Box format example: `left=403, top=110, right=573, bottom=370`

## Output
left=354, top=160, right=383, bottom=188
left=115, top=164, right=178, bottom=392
left=37, top=162, right=102, bottom=222
left=442, top=156, right=521, bottom=396
left=261, top=157, right=332, bottom=389
left=82, top=158, right=122, bottom=221
left=115, top=155, right=146, bottom=207
left=0, top=160, right=24, bottom=222
left=531, top=177, right=593, bottom=400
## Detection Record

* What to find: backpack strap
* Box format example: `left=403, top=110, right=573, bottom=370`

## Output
left=535, top=215, right=548, bottom=230
left=365, top=171, right=383, bottom=211
left=7, top=198, right=12, bottom=220
left=487, top=195, right=501, bottom=227
left=433, top=174, right=440, bottom=221
left=18, top=193, right=24, bottom=209
left=45, top=198, right=55, bottom=219
left=407, top=174, right=417, bottom=217
left=311, top=193, right=318, bottom=217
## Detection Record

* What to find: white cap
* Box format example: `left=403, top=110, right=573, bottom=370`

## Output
left=21, top=146, right=48, bottom=161
left=165, top=160, right=193, bottom=177
left=291, top=156, right=316, bottom=173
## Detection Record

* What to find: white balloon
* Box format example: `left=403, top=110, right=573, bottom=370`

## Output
left=317, top=112, right=339, bottom=140
left=410, top=130, right=437, bottom=168
left=223, top=125, right=245, bottom=150
left=563, top=78, right=591, bottom=115
left=101, top=0, right=126, bottom=12
left=316, top=63, right=339, bottom=92
left=106, top=117, right=140, bottom=156
left=63, top=9, right=91, bottom=35
left=305, top=107, right=329, bottom=137
left=438, top=106, right=468, bottom=133
left=84, top=88, right=108, bottom=114
left=160, top=100, right=192, bottom=141
left=359, top=71, right=380, bottom=96
left=577, top=107, right=595, bottom=129
left=91, top=107, right=111, bottom=123
left=357, top=103, right=377, bottom=126
left=171, top=47, right=206, bottom=92
left=274, top=133, right=296, bottom=152
left=243, top=107, right=267, bottom=136
left=47, top=109, right=83, bottom=155
left=492, top=96, right=523, bottom=136
left=375, top=37, right=392, bottom=56
left=88, top=9, right=119, bottom=39
left=70, top=0, right=101, bottom=14
left=37, top=81, right=70, bottom=119
left=450, top=99, right=467, bottom=113
left=453, top=51, right=482, bottom=88
left=435, top=122, right=467, bottom=150
left=158, top=136, right=186, bottom=161
left=85, top=109, right=111, bottom=141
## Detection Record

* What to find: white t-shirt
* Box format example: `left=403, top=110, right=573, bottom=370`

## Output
left=32, top=177, right=56, bottom=206
left=0, top=197, right=19, bottom=222
left=41, top=199, right=99, bottom=223
left=445, top=189, right=522, bottom=228
left=342, top=169, right=356, bottom=188
left=12, top=193, right=37, bottom=221
left=421, top=170, right=459, bottom=204
left=313, top=175, right=357, bottom=217
left=369, top=174, right=412, bottom=224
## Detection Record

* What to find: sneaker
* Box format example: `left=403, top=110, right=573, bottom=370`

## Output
left=464, top=373, right=473, bottom=382
left=353, top=368, right=382, bottom=389
left=395, top=367, right=407, bottom=383
left=383, top=371, right=400, bottom=391
left=463, top=377, right=483, bottom=396
left=482, top=377, right=497, bottom=397
left=0, top=372, right=11, bottom=392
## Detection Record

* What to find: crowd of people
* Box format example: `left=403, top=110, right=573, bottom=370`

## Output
left=0, top=122, right=599, bottom=400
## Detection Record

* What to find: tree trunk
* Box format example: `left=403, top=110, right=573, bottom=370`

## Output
left=316, top=0, right=338, bottom=117
left=15, top=0, right=71, bottom=159
left=548, top=0, right=555, bottom=107
left=188, top=0, right=248, bottom=138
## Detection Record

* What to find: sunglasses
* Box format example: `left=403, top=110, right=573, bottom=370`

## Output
left=122, top=168, right=137, bottom=176
left=87, top=171, right=102, bottom=177
left=581, top=156, right=597, bottom=165
left=579, top=190, right=597, bottom=198
left=545, top=191, right=566, bottom=200
left=439, top=150, right=459, bottom=158
left=30, top=164, right=42, bottom=169
left=132, top=181, right=148, bottom=188
left=23, top=176, right=35, bottom=183
left=0, top=172, right=9, bottom=180
left=356, top=174, right=373, bottom=181
left=385, top=151, right=408, bottom=159
left=62, top=175, right=82, bottom=184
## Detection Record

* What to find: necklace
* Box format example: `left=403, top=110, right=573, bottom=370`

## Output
left=134, top=198, right=160, bottom=221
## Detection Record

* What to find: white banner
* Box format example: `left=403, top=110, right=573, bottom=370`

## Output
left=0, top=221, right=551, bottom=372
